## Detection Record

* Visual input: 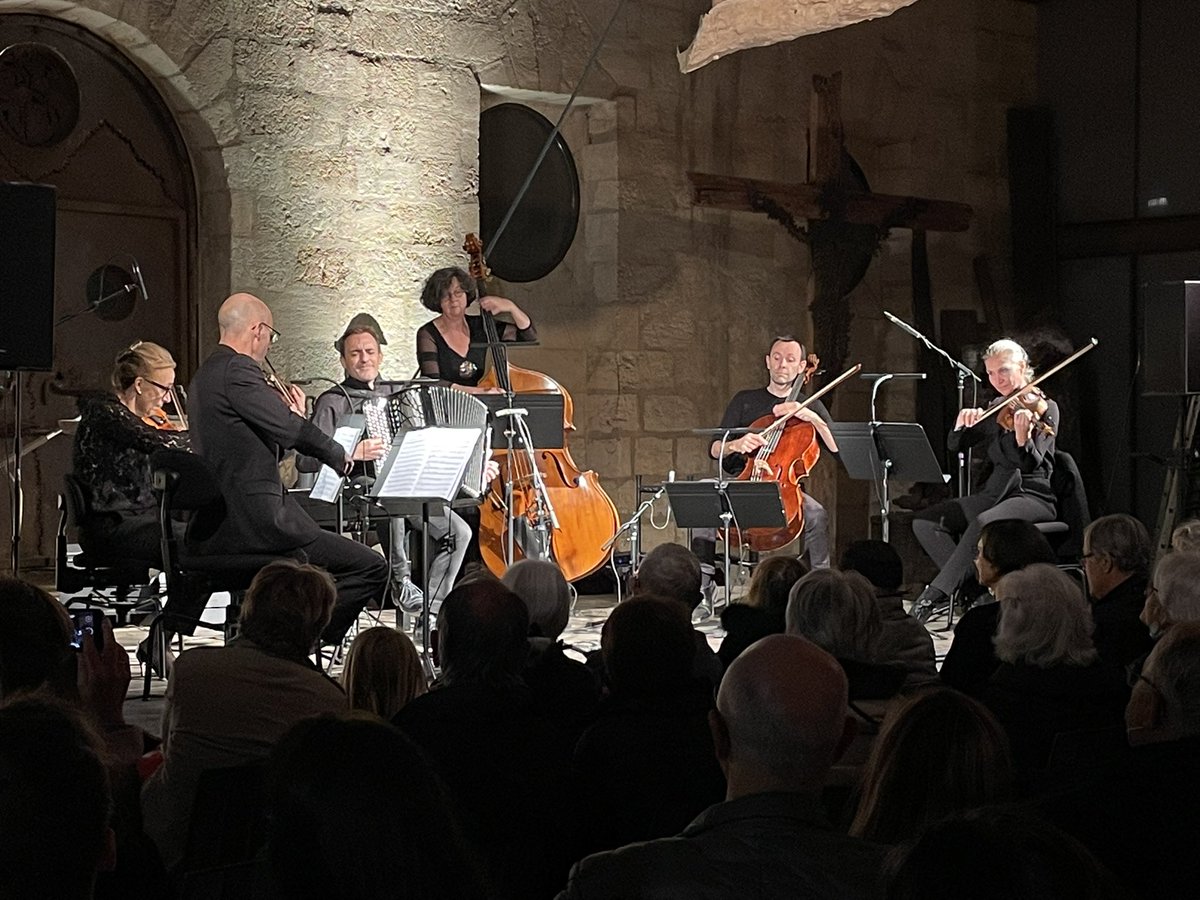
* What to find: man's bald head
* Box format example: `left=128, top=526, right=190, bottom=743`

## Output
left=714, top=634, right=850, bottom=795
left=218, top=293, right=273, bottom=359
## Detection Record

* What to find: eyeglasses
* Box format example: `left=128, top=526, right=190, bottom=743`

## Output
left=258, top=322, right=281, bottom=344
left=143, top=378, right=174, bottom=394
left=441, top=289, right=468, bottom=302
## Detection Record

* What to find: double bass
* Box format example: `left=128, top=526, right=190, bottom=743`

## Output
left=724, top=359, right=861, bottom=552
left=464, top=234, right=621, bottom=582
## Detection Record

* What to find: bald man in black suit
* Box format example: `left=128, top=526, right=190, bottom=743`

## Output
left=188, top=292, right=389, bottom=646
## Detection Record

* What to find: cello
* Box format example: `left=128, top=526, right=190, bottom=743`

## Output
left=724, top=360, right=861, bottom=551
left=464, top=234, right=621, bottom=582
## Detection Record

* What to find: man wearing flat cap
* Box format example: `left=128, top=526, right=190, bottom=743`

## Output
left=298, top=313, right=471, bottom=613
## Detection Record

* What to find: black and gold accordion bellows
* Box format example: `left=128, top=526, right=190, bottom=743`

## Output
left=362, top=386, right=490, bottom=498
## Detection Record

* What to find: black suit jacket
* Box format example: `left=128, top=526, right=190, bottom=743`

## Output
left=188, top=344, right=346, bottom=554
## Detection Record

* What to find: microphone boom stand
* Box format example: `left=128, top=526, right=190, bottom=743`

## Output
left=882, top=311, right=980, bottom=497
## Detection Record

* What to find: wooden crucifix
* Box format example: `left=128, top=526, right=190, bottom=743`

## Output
left=689, top=72, right=973, bottom=470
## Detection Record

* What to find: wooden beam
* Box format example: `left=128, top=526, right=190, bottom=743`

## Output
left=1058, top=214, right=1200, bottom=259
left=688, top=171, right=973, bottom=232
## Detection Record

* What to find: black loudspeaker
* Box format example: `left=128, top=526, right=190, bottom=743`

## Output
left=0, top=182, right=57, bottom=371
left=1143, top=281, right=1200, bottom=395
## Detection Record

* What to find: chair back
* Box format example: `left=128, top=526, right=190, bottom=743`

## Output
left=1050, top=450, right=1090, bottom=557
left=62, top=473, right=91, bottom=531
left=151, top=449, right=228, bottom=544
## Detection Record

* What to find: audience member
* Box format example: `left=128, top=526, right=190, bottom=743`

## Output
left=341, top=626, right=427, bottom=719
left=1170, top=517, right=1200, bottom=553
left=840, top=540, right=936, bottom=688
left=1039, top=623, right=1200, bottom=898
left=885, top=806, right=1113, bottom=900
left=503, top=559, right=600, bottom=734
left=939, top=520, right=1056, bottom=696
left=1080, top=514, right=1154, bottom=668
left=393, top=580, right=576, bottom=899
left=574, top=597, right=726, bottom=854
left=559, top=635, right=885, bottom=899
left=786, top=568, right=906, bottom=700
left=717, top=555, right=807, bottom=667
left=0, top=696, right=114, bottom=900
left=849, top=688, right=1014, bottom=844
left=267, top=712, right=486, bottom=899
left=980, top=564, right=1127, bottom=775
left=632, top=542, right=723, bottom=685
left=1140, top=549, right=1200, bottom=639
left=0, top=577, right=76, bottom=701
left=141, top=560, right=346, bottom=869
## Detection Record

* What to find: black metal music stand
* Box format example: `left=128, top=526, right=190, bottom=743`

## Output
left=664, top=480, right=786, bottom=612
left=370, top=425, right=483, bottom=667
left=831, top=422, right=946, bottom=541
left=478, top=393, right=565, bottom=449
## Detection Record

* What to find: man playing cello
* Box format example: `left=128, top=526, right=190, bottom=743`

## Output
left=696, top=335, right=840, bottom=571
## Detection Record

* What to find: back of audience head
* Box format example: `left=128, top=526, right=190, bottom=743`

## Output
left=238, top=560, right=336, bottom=659
left=975, top=519, right=1057, bottom=590
left=0, top=578, right=74, bottom=701
left=1142, top=550, right=1200, bottom=638
left=840, top=539, right=903, bottom=594
left=436, top=580, right=529, bottom=687
left=1127, top=621, right=1200, bottom=745
left=785, top=568, right=882, bottom=661
left=1171, top=517, right=1200, bottom=554
left=502, top=558, right=571, bottom=641
left=741, top=555, right=809, bottom=614
left=849, top=688, right=1014, bottom=845
left=601, top=596, right=695, bottom=697
left=1083, top=513, right=1152, bottom=576
left=993, top=564, right=1096, bottom=668
left=341, top=627, right=427, bottom=720
left=885, top=806, right=1110, bottom=900
left=0, top=696, right=113, bottom=900
left=633, top=542, right=702, bottom=611
left=267, top=712, right=484, bottom=899
left=713, top=634, right=851, bottom=796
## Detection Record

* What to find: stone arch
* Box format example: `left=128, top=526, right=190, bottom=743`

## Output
left=0, top=2, right=231, bottom=570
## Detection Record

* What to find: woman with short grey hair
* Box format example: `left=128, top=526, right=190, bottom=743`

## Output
left=982, top=563, right=1126, bottom=773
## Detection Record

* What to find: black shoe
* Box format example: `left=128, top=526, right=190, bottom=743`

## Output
left=911, top=587, right=948, bottom=625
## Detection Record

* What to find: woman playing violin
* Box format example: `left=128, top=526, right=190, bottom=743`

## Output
left=415, top=267, right=537, bottom=394
left=911, top=338, right=1059, bottom=622
left=73, top=341, right=207, bottom=667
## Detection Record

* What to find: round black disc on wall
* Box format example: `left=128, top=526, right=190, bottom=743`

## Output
left=479, top=102, right=579, bottom=283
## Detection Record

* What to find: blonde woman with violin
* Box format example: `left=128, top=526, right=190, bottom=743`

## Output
left=72, top=341, right=203, bottom=668
left=911, top=339, right=1059, bottom=623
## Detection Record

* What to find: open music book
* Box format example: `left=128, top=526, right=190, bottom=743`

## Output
left=309, top=416, right=365, bottom=503
left=372, top=426, right=484, bottom=502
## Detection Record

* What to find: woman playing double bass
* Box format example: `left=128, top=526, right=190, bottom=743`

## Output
left=415, top=267, right=537, bottom=391
left=700, top=335, right=841, bottom=570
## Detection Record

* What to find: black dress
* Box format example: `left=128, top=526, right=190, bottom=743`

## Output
left=415, top=315, right=537, bottom=387
left=72, top=393, right=190, bottom=563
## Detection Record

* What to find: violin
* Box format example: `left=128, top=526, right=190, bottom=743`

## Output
left=995, top=386, right=1052, bottom=436
left=141, top=406, right=181, bottom=431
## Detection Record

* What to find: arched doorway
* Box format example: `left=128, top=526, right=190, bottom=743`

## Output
left=0, top=12, right=199, bottom=573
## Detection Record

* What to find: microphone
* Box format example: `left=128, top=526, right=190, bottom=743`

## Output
left=858, top=372, right=927, bottom=380
left=883, top=310, right=923, bottom=339
left=290, top=378, right=322, bottom=386
left=131, top=258, right=149, bottom=303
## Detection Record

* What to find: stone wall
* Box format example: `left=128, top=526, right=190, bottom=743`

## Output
left=5, top=0, right=1037, bottom=569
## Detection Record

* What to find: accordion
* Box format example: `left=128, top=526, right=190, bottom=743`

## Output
left=362, top=386, right=490, bottom=498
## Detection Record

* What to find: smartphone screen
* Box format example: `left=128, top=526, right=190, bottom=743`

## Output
left=70, top=609, right=105, bottom=652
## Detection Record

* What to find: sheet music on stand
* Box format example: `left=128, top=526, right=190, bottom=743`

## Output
left=309, top=415, right=365, bottom=503
left=371, top=426, right=485, bottom=502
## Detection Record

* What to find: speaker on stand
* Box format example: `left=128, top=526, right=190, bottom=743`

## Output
left=0, top=181, right=58, bottom=576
